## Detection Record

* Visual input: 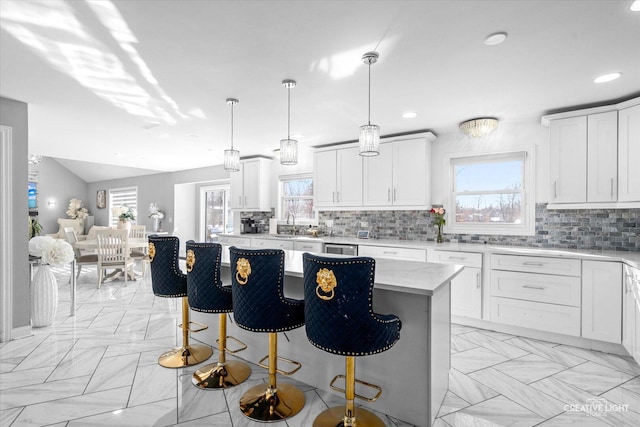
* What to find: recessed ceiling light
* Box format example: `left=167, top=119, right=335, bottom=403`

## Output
left=594, top=72, right=622, bottom=83
left=484, top=32, right=507, bottom=46
left=402, top=112, right=417, bottom=119
left=631, top=1, right=640, bottom=12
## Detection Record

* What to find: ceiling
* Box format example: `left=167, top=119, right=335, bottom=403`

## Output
left=1, top=0, right=639, bottom=182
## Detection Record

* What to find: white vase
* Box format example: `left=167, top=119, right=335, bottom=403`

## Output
left=31, top=264, right=58, bottom=327
left=117, top=220, right=131, bottom=234
left=152, top=217, right=161, bottom=232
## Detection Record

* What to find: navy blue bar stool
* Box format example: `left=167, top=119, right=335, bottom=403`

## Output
left=229, top=246, right=305, bottom=422
left=148, top=235, right=212, bottom=368
left=303, top=253, right=402, bottom=427
left=185, top=241, right=251, bottom=389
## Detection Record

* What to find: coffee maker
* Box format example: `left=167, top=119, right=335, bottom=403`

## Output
left=241, top=217, right=257, bottom=234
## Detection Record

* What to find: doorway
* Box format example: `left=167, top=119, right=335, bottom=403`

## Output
left=199, top=184, right=231, bottom=242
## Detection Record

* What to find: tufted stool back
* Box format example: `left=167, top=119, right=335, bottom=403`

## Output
left=303, top=253, right=401, bottom=356
left=148, top=235, right=187, bottom=298
left=185, top=241, right=232, bottom=313
left=229, top=246, right=304, bottom=332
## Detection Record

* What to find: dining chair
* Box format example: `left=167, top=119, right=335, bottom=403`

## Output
left=64, top=226, right=98, bottom=283
left=95, top=229, right=135, bottom=288
left=129, top=224, right=149, bottom=276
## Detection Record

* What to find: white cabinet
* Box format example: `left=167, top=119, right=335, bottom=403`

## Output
left=230, top=158, right=272, bottom=211
left=293, top=240, right=323, bottom=252
left=427, top=249, right=482, bottom=319
left=363, top=137, right=431, bottom=207
left=489, top=254, right=582, bottom=336
left=549, top=116, right=587, bottom=203
left=587, top=111, right=618, bottom=202
left=618, top=104, right=640, bottom=202
left=251, top=237, right=293, bottom=250
left=582, top=261, right=622, bottom=344
left=623, top=264, right=640, bottom=362
left=314, top=146, right=362, bottom=208
left=359, top=245, right=426, bottom=262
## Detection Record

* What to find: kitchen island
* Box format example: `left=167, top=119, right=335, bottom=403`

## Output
left=191, top=249, right=463, bottom=427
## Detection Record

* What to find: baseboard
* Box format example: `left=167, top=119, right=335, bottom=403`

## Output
left=11, top=325, right=33, bottom=340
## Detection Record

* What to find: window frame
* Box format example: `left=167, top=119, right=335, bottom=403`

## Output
left=445, top=149, right=535, bottom=236
left=277, top=173, right=317, bottom=225
left=108, top=186, right=138, bottom=227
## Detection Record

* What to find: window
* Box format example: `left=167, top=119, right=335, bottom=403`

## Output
left=199, top=184, right=231, bottom=242
left=108, top=187, right=138, bottom=226
left=447, top=151, right=534, bottom=236
left=279, top=174, right=315, bottom=223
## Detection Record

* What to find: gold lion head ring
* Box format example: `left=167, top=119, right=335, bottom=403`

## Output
left=236, top=258, right=251, bottom=285
left=148, top=242, right=156, bottom=262
left=316, top=268, right=337, bottom=301
left=186, top=249, right=195, bottom=272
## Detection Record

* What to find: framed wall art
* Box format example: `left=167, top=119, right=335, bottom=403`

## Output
left=96, top=190, right=106, bottom=209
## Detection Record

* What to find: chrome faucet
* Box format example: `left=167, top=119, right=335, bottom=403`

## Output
left=286, top=211, right=296, bottom=235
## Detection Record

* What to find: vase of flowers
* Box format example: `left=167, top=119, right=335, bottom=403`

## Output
left=430, top=206, right=446, bottom=243
left=112, top=205, right=136, bottom=232
left=148, top=203, right=165, bottom=232
left=28, top=236, right=75, bottom=327
left=66, top=198, right=89, bottom=219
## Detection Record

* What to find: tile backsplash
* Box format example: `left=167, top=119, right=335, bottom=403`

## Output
left=318, top=204, right=640, bottom=251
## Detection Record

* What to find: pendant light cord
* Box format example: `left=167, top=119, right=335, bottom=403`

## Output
left=230, top=102, right=234, bottom=150
left=287, top=86, right=291, bottom=139
left=367, top=60, right=372, bottom=125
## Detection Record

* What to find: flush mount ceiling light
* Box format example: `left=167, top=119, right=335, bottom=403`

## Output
left=459, top=118, right=499, bottom=138
left=594, top=72, right=622, bottom=83
left=280, top=79, right=298, bottom=165
left=484, top=32, right=508, bottom=46
left=631, top=0, right=640, bottom=12
left=224, top=98, right=240, bottom=172
left=359, top=51, right=380, bottom=156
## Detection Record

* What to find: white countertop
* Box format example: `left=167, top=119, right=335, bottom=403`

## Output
left=220, top=234, right=640, bottom=269
left=220, top=248, right=463, bottom=296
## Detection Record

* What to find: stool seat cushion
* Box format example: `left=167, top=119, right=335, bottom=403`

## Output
left=230, top=247, right=304, bottom=333
left=303, top=254, right=401, bottom=356
left=148, top=236, right=187, bottom=298
left=186, top=241, right=232, bottom=313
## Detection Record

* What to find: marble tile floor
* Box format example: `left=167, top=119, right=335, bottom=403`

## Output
left=1, top=266, right=640, bottom=426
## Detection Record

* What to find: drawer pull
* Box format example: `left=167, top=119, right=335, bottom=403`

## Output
left=383, top=251, right=398, bottom=255
left=523, top=284, right=546, bottom=290
left=476, top=272, right=481, bottom=289
left=522, top=262, right=545, bottom=267
left=447, top=256, right=466, bottom=261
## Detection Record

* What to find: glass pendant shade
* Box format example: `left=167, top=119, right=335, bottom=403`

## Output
left=224, top=148, right=239, bottom=172
left=280, top=138, right=298, bottom=165
left=359, top=124, right=380, bottom=156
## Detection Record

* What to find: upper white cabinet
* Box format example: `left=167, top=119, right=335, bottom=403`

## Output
left=230, top=158, right=272, bottom=211
left=314, top=146, right=362, bottom=208
left=618, top=104, right=640, bottom=202
left=544, top=97, right=639, bottom=208
left=363, top=136, right=431, bottom=207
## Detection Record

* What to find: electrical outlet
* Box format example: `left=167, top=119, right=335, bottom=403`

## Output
left=325, top=219, right=334, bottom=227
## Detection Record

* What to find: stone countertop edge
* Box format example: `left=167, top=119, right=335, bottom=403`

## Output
left=219, top=234, right=640, bottom=269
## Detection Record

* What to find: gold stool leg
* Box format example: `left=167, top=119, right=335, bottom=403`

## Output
left=192, top=313, right=251, bottom=389
left=240, top=332, right=305, bottom=421
left=158, top=297, right=213, bottom=368
left=313, top=357, right=385, bottom=427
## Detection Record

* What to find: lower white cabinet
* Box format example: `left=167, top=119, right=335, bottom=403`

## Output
left=359, top=245, right=426, bottom=262
left=293, top=240, right=323, bottom=253
left=490, top=297, right=581, bottom=336
left=582, top=261, right=622, bottom=344
left=623, top=264, right=640, bottom=362
left=251, top=237, right=293, bottom=251
left=427, top=249, right=482, bottom=319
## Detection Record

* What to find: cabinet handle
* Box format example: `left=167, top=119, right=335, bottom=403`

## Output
left=611, top=178, right=614, bottom=197
left=383, top=251, right=398, bottom=255
left=554, top=181, right=557, bottom=199
left=448, top=256, right=467, bottom=261
left=388, top=189, right=391, bottom=202
left=244, top=196, right=247, bottom=205
left=332, top=192, right=335, bottom=203
left=476, top=272, right=481, bottom=289
left=393, top=188, right=397, bottom=201
left=239, top=196, right=242, bottom=205
left=522, top=261, right=545, bottom=267
left=523, top=284, right=546, bottom=290
left=337, top=191, right=340, bottom=202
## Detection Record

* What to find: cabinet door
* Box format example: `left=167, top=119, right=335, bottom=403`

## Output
left=230, top=163, right=244, bottom=209
left=549, top=116, right=587, bottom=203
left=393, top=138, right=428, bottom=206
left=242, top=160, right=261, bottom=210
left=582, top=261, right=622, bottom=344
left=623, top=266, right=635, bottom=355
left=336, top=147, right=362, bottom=206
left=618, top=104, right=640, bottom=202
left=451, top=267, right=482, bottom=319
left=363, top=143, right=393, bottom=206
left=314, top=150, right=338, bottom=207
left=587, top=111, right=618, bottom=202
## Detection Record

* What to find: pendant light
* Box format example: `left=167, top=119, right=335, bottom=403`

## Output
left=280, top=79, right=298, bottom=165
left=223, top=98, right=240, bottom=172
left=359, top=51, right=380, bottom=156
